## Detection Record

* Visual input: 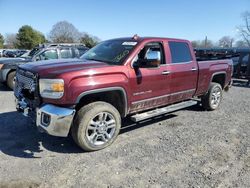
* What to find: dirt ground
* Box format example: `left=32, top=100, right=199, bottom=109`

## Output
left=0, top=80, right=250, bottom=188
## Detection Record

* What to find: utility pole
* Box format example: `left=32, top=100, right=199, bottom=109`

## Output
left=205, top=36, right=207, bottom=48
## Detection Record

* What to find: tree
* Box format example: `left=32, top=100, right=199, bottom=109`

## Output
left=0, top=33, right=4, bottom=48
left=80, top=33, right=100, bottom=48
left=49, top=21, right=81, bottom=43
left=237, top=11, right=250, bottom=47
left=200, top=37, right=214, bottom=48
left=191, top=38, right=214, bottom=48
left=16, top=25, right=45, bottom=49
left=218, top=36, right=234, bottom=48
left=191, top=40, right=200, bottom=48
left=235, top=40, right=248, bottom=48
left=5, top=33, right=18, bottom=48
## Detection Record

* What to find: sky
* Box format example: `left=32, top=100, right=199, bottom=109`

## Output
left=0, top=0, right=249, bottom=42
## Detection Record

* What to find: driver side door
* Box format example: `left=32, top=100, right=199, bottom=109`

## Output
left=128, top=42, right=171, bottom=113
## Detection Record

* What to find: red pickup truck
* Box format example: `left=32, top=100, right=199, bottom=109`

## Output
left=15, top=36, right=233, bottom=151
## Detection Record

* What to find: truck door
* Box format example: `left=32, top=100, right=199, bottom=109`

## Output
left=167, top=41, right=198, bottom=103
left=128, top=42, right=171, bottom=113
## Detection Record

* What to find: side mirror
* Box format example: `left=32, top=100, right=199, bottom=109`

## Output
left=35, top=56, right=40, bottom=61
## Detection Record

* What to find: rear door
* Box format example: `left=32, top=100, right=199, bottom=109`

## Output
left=167, top=41, right=198, bottom=103
left=59, top=48, right=74, bottom=59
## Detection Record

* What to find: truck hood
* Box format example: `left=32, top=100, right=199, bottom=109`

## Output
left=0, top=57, right=31, bottom=65
left=19, top=58, right=110, bottom=77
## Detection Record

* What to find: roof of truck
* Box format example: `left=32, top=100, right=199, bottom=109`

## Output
left=108, top=35, right=190, bottom=43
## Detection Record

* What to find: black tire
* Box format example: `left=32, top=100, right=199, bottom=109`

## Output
left=7, top=71, right=16, bottom=90
left=201, top=82, right=223, bottom=111
left=71, top=101, right=121, bottom=151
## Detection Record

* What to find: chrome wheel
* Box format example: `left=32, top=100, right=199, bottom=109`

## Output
left=211, top=86, right=221, bottom=108
left=86, top=112, right=116, bottom=146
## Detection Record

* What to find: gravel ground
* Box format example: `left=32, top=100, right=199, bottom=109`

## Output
left=0, top=81, right=250, bottom=188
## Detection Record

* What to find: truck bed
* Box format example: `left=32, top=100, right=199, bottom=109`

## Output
left=195, top=59, right=232, bottom=96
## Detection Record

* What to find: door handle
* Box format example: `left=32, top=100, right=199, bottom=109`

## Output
left=162, top=70, right=171, bottom=75
left=191, top=67, right=197, bottom=71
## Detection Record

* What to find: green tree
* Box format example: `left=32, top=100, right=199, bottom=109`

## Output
left=80, top=33, right=99, bottom=48
left=0, top=33, right=4, bottom=48
left=16, top=25, right=46, bottom=49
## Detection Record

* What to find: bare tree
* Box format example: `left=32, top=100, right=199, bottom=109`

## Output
left=200, top=39, right=214, bottom=48
left=237, top=11, right=250, bottom=47
left=5, top=33, right=17, bottom=48
left=218, top=36, right=234, bottom=48
left=48, top=21, right=81, bottom=43
left=235, top=40, right=248, bottom=48
left=191, top=40, right=200, bottom=48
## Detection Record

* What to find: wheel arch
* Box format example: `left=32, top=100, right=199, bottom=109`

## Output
left=210, top=72, right=226, bottom=89
left=75, top=87, right=128, bottom=117
left=1, top=68, right=14, bottom=82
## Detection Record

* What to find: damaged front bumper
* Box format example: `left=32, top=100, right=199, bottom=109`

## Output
left=16, top=98, right=75, bottom=137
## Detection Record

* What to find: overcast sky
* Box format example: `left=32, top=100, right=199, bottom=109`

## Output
left=0, top=0, right=249, bottom=41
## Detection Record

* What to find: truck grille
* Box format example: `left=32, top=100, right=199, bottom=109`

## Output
left=14, top=69, right=36, bottom=98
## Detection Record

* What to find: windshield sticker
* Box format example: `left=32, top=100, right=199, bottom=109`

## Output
left=122, top=42, right=137, bottom=46
left=113, top=50, right=130, bottom=62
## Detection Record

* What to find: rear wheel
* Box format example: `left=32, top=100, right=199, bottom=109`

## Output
left=71, top=101, right=121, bottom=151
left=201, top=82, right=222, bottom=111
left=7, top=71, right=16, bottom=90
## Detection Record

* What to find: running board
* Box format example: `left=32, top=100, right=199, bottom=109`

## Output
left=130, top=100, right=197, bottom=122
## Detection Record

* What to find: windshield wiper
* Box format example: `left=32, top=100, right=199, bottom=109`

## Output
left=85, top=58, right=103, bottom=62
left=84, top=58, right=117, bottom=65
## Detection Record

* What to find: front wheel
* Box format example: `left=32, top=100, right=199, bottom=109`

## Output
left=201, top=82, right=223, bottom=111
left=71, top=101, right=121, bottom=151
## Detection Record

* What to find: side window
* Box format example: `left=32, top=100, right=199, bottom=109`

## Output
left=60, top=48, right=73, bottom=58
left=38, top=50, right=58, bottom=61
left=169, top=42, right=192, bottom=63
left=136, top=42, right=165, bottom=65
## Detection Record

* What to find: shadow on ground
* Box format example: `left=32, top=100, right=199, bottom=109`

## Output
left=0, top=83, right=12, bottom=92
left=0, top=110, right=179, bottom=158
left=0, top=111, right=82, bottom=158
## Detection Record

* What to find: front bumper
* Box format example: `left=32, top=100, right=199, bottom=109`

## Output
left=16, top=98, right=75, bottom=137
left=37, top=104, right=76, bottom=137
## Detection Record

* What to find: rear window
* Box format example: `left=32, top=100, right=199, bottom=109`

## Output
left=169, top=42, right=192, bottom=63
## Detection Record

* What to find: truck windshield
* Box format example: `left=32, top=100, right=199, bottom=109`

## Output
left=80, top=40, right=137, bottom=65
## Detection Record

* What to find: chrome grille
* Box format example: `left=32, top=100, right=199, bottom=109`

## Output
left=14, top=70, right=36, bottom=98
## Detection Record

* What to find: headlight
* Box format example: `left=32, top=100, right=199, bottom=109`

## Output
left=39, top=79, right=64, bottom=99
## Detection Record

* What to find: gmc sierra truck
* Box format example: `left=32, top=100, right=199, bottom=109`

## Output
left=14, top=36, right=233, bottom=151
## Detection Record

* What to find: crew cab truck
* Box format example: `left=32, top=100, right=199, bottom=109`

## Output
left=14, top=36, right=233, bottom=151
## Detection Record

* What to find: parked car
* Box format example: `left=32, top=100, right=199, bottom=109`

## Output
left=0, top=44, right=89, bottom=89
left=15, top=36, right=232, bottom=151
left=4, top=50, right=28, bottom=58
